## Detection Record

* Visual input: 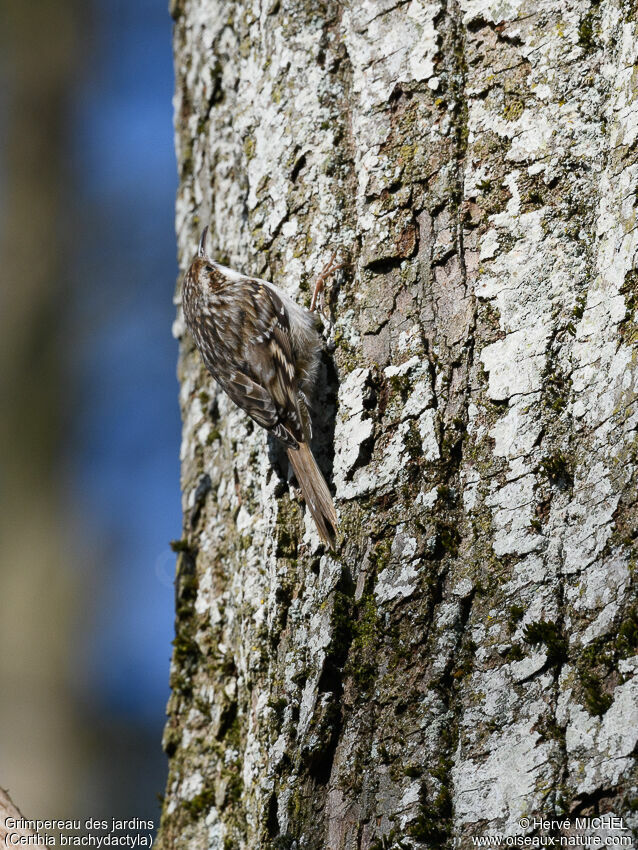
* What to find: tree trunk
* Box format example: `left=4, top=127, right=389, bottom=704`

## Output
left=160, top=1, right=638, bottom=847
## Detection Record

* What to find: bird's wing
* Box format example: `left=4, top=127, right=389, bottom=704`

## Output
left=208, top=278, right=306, bottom=447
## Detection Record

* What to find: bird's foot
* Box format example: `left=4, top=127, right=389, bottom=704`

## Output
left=310, top=249, right=344, bottom=315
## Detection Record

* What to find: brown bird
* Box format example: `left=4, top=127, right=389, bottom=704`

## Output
left=182, top=228, right=338, bottom=549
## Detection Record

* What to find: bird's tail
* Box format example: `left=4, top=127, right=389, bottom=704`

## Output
left=287, top=442, right=337, bottom=550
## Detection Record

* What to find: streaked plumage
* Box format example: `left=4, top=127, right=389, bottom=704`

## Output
left=182, top=228, right=337, bottom=548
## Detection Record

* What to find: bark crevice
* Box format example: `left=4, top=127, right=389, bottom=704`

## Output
left=161, top=1, right=638, bottom=847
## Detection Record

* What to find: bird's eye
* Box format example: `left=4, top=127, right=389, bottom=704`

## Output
left=204, top=264, right=214, bottom=273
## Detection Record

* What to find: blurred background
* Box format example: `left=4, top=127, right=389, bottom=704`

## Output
left=0, top=0, right=178, bottom=824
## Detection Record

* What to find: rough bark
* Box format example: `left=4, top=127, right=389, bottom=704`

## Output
left=0, top=788, right=37, bottom=844
left=161, top=0, right=638, bottom=847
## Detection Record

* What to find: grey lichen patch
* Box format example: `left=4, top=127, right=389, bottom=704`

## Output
left=163, top=0, right=638, bottom=846
left=448, top=0, right=638, bottom=837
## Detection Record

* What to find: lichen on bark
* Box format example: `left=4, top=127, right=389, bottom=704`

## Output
left=159, top=1, right=638, bottom=848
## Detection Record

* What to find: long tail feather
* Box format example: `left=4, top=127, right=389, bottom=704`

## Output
left=287, top=442, right=337, bottom=550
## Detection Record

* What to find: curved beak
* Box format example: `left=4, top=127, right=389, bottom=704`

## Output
left=197, top=226, right=209, bottom=258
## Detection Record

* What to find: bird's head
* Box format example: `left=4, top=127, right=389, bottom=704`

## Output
left=183, top=226, right=227, bottom=300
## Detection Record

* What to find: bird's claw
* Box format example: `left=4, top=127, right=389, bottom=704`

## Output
left=310, top=249, right=344, bottom=315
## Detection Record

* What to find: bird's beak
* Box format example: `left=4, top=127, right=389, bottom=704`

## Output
left=198, top=226, right=209, bottom=258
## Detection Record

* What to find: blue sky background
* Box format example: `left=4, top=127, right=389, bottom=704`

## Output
left=0, top=0, right=182, bottom=820
left=69, top=0, right=179, bottom=811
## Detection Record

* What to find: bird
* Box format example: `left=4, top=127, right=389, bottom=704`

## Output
left=181, top=227, right=339, bottom=549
